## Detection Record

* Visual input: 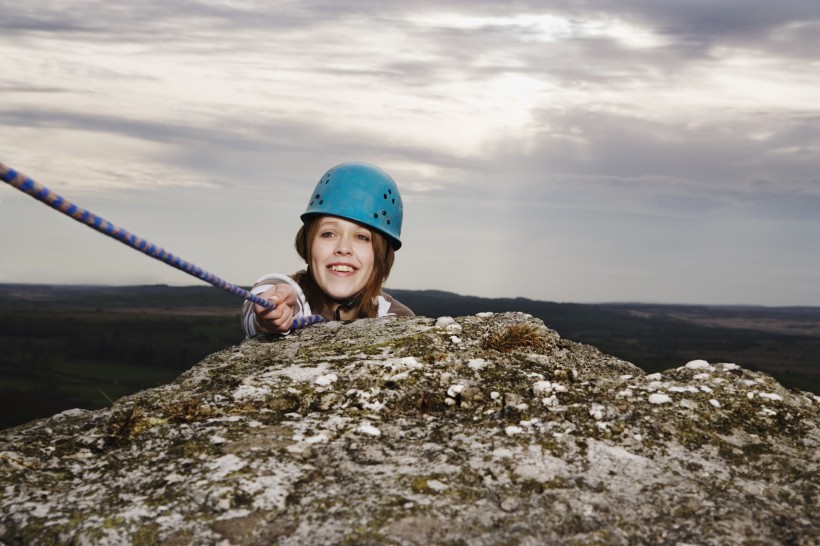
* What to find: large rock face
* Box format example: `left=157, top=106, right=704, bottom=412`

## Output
left=1, top=313, right=818, bottom=545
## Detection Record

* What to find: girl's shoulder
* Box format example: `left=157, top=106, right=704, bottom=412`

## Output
left=380, top=292, right=415, bottom=317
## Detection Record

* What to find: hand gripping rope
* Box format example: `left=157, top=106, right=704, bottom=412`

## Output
left=0, top=162, right=326, bottom=329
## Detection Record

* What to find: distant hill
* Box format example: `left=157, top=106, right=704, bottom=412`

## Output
left=1, top=284, right=818, bottom=430
left=388, top=288, right=820, bottom=392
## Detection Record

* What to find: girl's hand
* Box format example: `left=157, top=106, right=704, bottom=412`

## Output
left=253, top=283, right=297, bottom=334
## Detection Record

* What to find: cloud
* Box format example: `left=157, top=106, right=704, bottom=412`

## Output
left=2, top=0, right=819, bottom=305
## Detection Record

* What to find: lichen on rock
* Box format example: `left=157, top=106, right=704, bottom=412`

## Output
left=1, top=312, right=818, bottom=545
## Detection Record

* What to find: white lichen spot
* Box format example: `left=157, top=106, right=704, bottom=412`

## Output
left=476, top=312, right=494, bottom=318
left=709, top=399, right=721, bottom=408
left=700, top=385, right=714, bottom=393
left=693, top=373, right=711, bottom=380
left=362, top=400, right=386, bottom=412
left=720, top=363, right=741, bottom=371
left=758, top=392, right=783, bottom=402
left=435, top=316, right=456, bottom=328
left=243, top=474, right=294, bottom=511
left=447, top=384, right=465, bottom=398
left=450, top=335, right=463, bottom=344
left=164, top=472, right=185, bottom=484
left=383, top=357, right=423, bottom=379
left=532, top=380, right=553, bottom=396
left=648, top=393, right=672, bottom=405
left=646, top=373, right=663, bottom=381
left=467, top=358, right=488, bottom=370
left=305, top=433, right=329, bottom=444
left=761, top=407, right=778, bottom=417
left=51, top=408, right=89, bottom=422
left=589, top=404, right=605, bottom=420
left=208, top=454, right=247, bottom=480
left=399, top=356, right=421, bottom=367
left=315, top=373, right=339, bottom=387
left=445, top=323, right=463, bottom=334
left=427, top=479, right=449, bottom=492
left=444, top=398, right=456, bottom=406
left=210, top=435, right=228, bottom=444
left=685, top=359, right=712, bottom=370
left=542, top=395, right=559, bottom=407
left=616, top=389, right=633, bottom=398
left=747, top=391, right=756, bottom=400
left=357, top=423, right=382, bottom=437
left=490, top=391, right=501, bottom=400
left=505, top=426, right=524, bottom=436
left=232, top=384, right=271, bottom=402
left=679, top=399, right=698, bottom=410
left=620, top=374, right=634, bottom=381
left=669, top=386, right=699, bottom=394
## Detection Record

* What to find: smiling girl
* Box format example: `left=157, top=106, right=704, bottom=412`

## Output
left=241, top=163, right=414, bottom=337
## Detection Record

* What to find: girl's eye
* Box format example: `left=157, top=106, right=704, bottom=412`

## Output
left=320, top=231, right=335, bottom=238
left=356, top=233, right=371, bottom=242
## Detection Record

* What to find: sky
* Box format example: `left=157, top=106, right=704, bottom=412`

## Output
left=1, top=0, right=819, bottom=306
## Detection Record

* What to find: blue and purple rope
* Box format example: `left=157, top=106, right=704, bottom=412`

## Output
left=0, top=161, right=326, bottom=330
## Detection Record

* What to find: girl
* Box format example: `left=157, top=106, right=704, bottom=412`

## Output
left=242, top=162, right=414, bottom=337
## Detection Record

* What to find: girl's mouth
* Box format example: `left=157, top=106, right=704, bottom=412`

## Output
left=330, top=264, right=355, bottom=273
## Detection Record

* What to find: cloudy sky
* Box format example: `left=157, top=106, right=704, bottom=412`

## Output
left=1, top=1, right=819, bottom=306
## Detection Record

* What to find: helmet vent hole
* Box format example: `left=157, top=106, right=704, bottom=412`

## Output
left=381, top=211, right=387, bottom=216
left=392, top=198, right=395, bottom=204
left=387, top=220, right=391, bottom=225
left=373, top=213, right=379, bottom=219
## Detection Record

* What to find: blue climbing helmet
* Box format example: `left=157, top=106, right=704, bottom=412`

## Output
left=301, top=162, right=404, bottom=250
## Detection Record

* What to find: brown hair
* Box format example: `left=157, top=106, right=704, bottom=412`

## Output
left=294, top=216, right=395, bottom=319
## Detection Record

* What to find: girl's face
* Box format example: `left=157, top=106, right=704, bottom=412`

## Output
left=310, top=216, right=375, bottom=302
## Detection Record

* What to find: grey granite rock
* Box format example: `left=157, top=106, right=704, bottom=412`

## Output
left=1, top=312, right=818, bottom=545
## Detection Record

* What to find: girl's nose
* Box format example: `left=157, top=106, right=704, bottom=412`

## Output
left=334, top=236, right=352, bottom=255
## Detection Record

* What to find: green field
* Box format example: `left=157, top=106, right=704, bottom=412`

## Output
left=0, top=287, right=243, bottom=429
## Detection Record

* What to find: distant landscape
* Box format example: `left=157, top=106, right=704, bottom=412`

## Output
left=1, top=283, right=818, bottom=430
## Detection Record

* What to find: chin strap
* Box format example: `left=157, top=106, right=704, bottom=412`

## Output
left=1, top=161, right=327, bottom=329
left=333, top=293, right=363, bottom=321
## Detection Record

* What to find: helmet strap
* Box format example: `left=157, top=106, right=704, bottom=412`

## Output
left=333, top=292, right=363, bottom=321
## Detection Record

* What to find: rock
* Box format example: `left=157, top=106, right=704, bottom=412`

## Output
left=0, top=312, right=818, bottom=545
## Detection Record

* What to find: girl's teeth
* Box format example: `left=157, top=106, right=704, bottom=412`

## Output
left=331, top=265, right=353, bottom=272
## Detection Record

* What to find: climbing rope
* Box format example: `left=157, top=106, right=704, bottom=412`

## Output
left=0, top=161, right=326, bottom=329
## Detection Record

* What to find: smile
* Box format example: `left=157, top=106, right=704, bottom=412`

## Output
left=330, top=264, right=355, bottom=273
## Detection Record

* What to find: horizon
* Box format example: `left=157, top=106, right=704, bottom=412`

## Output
left=2, top=281, right=818, bottom=310
left=1, top=1, right=819, bottom=307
